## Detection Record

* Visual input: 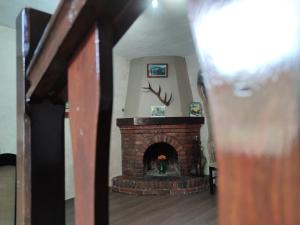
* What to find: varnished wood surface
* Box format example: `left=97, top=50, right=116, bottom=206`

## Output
left=26, top=0, right=147, bottom=101
left=66, top=192, right=217, bottom=225
left=117, top=117, right=205, bottom=126
left=16, top=9, right=51, bottom=225
left=68, top=23, right=114, bottom=225
left=30, top=102, right=65, bottom=225
left=68, top=25, right=101, bottom=225
left=22, top=9, right=51, bottom=71
left=188, top=1, right=300, bottom=225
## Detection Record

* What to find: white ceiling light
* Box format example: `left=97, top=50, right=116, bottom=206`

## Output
left=152, top=0, right=158, bottom=8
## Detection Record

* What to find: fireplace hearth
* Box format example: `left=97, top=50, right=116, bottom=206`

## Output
left=112, top=117, right=209, bottom=195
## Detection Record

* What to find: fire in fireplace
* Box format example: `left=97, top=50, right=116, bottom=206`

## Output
left=143, top=142, right=180, bottom=177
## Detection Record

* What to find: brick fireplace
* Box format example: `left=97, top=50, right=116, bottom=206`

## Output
left=112, top=117, right=209, bottom=195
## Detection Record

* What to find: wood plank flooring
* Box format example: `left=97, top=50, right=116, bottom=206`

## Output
left=66, top=191, right=217, bottom=225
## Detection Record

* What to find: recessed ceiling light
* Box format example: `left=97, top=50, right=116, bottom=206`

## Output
left=152, top=0, right=158, bottom=8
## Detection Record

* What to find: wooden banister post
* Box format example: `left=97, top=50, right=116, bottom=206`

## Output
left=68, top=24, right=113, bottom=225
left=188, top=1, right=300, bottom=225
left=16, top=2, right=147, bottom=225
left=16, top=9, right=65, bottom=225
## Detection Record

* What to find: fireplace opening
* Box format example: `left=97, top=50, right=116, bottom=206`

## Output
left=143, top=142, right=180, bottom=177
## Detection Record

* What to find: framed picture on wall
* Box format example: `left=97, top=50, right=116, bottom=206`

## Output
left=151, top=106, right=166, bottom=117
left=189, top=102, right=202, bottom=117
left=147, top=63, right=168, bottom=78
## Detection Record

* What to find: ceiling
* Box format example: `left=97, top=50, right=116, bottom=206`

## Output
left=0, top=0, right=59, bottom=28
left=0, top=0, right=196, bottom=59
left=114, top=0, right=196, bottom=59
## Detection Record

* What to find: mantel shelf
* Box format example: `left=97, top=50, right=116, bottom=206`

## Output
left=117, top=117, right=205, bottom=127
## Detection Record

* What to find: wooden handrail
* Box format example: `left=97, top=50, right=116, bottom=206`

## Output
left=17, top=1, right=148, bottom=225
left=25, top=0, right=147, bottom=102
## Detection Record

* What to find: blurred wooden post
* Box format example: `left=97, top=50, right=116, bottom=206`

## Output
left=188, top=1, right=300, bottom=225
left=16, top=9, right=65, bottom=225
left=68, top=24, right=113, bottom=225
left=17, top=9, right=66, bottom=225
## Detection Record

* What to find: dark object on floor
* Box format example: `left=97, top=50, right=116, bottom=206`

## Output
left=209, top=163, right=217, bottom=195
left=192, top=136, right=207, bottom=177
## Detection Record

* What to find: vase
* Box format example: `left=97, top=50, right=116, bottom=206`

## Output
left=159, top=160, right=166, bottom=174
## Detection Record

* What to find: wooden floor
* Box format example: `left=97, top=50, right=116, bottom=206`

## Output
left=66, top=191, right=217, bottom=225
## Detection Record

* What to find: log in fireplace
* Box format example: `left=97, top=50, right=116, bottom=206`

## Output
left=112, top=117, right=209, bottom=195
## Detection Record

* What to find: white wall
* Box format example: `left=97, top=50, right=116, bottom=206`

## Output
left=185, top=53, right=201, bottom=101
left=109, top=54, right=130, bottom=185
left=124, top=56, right=193, bottom=117
left=0, top=25, right=16, bottom=154
left=64, top=119, right=74, bottom=199
left=174, top=57, right=194, bottom=115
left=185, top=53, right=210, bottom=175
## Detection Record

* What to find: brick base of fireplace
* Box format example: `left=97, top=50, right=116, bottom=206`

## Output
left=112, top=176, right=209, bottom=196
left=113, top=117, right=206, bottom=196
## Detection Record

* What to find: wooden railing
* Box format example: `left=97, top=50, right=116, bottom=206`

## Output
left=16, top=1, right=147, bottom=225
left=16, top=1, right=300, bottom=225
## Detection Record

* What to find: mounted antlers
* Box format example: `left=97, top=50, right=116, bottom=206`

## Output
left=142, top=82, right=173, bottom=106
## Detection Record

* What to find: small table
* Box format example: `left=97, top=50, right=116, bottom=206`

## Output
left=209, top=162, right=217, bottom=195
